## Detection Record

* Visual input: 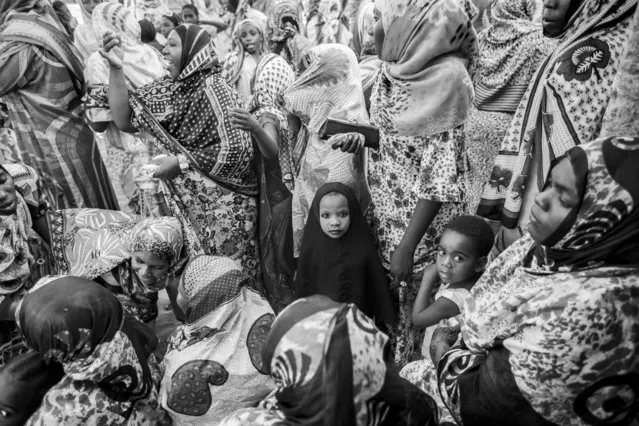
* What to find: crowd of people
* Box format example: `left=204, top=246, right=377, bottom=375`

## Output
left=0, top=0, right=638, bottom=424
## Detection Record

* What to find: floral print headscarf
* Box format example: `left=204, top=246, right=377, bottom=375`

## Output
left=129, top=216, right=184, bottom=268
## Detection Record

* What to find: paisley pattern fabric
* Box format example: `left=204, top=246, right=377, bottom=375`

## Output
left=434, top=137, right=639, bottom=425
left=0, top=164, right=53, bottom=297
left=478, top=0, right=638, bottom=228
left=219, top=296, right=438, bottom=425
left=284, top=43, right=371, bottom=256
left=306, top=0, right=353, bottom=46
left=18, top=277, right=169, bottom=425
left=160, top=255, right=275, bottom=425
left=48, top=209, right=186, bottom=323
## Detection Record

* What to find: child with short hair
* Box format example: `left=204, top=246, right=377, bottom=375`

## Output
left=412, top=215, right=494, bottom=365
left=295, top=182, right=395, bottom=327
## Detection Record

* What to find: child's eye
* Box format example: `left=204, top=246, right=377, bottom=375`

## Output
left=454, top=256, right=464, bottom=262
left=320, top=213, right=329, bottom=219
left=339, top=212, right=349, bottom=218
left=437, top=249, right=445, bottom=256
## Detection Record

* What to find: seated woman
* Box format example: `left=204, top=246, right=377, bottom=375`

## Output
left=407, top=136, right=639, bottom=425
left=284, top=43, right=371, bottom=256
left=229, top=53, right=297, bottom=312
left=48, top=211, right=186, bottom=326
left=17, top=276, right=170, bottom=425
left=218, top=295, right=438, bottom=425
left=101, top=24, right=261, bottom=280
left=160, top=255, right=275, bottom=424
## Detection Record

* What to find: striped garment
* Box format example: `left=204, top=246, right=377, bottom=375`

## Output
left=0, top=10, right=118, bottom=210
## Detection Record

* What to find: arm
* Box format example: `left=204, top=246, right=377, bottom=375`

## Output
left=390, top=199, right=442, bottom=285
left=228, top=108, right=280, bottom=159
left=100, top=32, right=138, bottom=133
left=199, top=18, right=229, bottom=30
left=413, top=296, right=460, bottom=329
left=411, top=264, right=438, bottom=326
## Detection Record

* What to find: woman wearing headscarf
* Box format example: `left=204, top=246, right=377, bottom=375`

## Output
left=48, top=210, right=185, bottom=325
left=478, top=0, right=638, bottom=248
left=160, top=255, right=275, bottom=424
left=102, top=24, right=262, bottom=280
left=219, top=295, right=438, bottom=425
left=465, top=0, right=555, bottom=213
left=368, top=0, right=478, bottom=364
left=284, top=43, right=371, bottom=257
left=18, top=276, right=170, bottom=425
left=229, top=53, right=297, bottom=312
left=407, top=136, right=639, bottom=425
left=306, top=0, right=353, bottom=46
left=0, top=0, right=118, bottom=211
left=221, top=13, right=269, bottom=105
left=266, top=0, right=312, bottom=74
left=74, top=0, right=103, bottom=63
left=85, top=2, right=167, bottom=214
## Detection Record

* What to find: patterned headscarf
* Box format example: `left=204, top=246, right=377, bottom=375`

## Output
left=87, top=2, right=166, bottom=88
left=218, top=296, right=437, bottom=425
left=249, top=53, right=296, bottom=186
left=0, top=0, right=39, bottom=24
left=351, top=0, right=375, bottom=57
left=129, top=216, right=184, bottom=268
left=74, top=0, right=100, bottom=62
left=478, top=0, right=638, bottom=227
left=473, top=0, right=555, bottom=112
left=266, top=0, right=311, bottom=73
left=173, top=24, right=216, bottom=78
left=372, top=0, right=478, bottom=137
left=160, top=255, right=275, bottom=424
left=18, top=276, right=167, bottom=424
left=442, top=136, right=639, bottom=425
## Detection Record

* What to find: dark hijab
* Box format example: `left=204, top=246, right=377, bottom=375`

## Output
left=296, top=183, right=395, bottom=325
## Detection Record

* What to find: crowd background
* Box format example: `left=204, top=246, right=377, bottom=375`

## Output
left=1, top=0, right=638, bottom=424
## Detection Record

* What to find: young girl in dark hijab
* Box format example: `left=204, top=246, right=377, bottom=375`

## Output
left=296, top=182, right=395, bottom=326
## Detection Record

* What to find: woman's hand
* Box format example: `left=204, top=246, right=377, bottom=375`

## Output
left=99, top=31, right=125, bottom=69
left=329, top=133, right=365, bottom=154
left=390, top=244, right=415, bottom=287
left=228, top=108, right=261, bottom=133
left=151, top=156, right=180, bottom=180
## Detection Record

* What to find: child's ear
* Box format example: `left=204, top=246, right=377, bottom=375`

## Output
left=474, top=256, right=488, bottom=273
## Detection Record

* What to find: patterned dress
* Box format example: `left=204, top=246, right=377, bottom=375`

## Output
left=0, top=10, right=118, bottom=210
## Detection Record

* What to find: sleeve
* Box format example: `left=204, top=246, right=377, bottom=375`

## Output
left=438, top=287, right=471, bottom=314
left=0, top=44, right=37, bottom=96
left=414, top=125, right=466, bottom=203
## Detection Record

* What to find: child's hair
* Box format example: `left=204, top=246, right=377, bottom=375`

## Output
left=444, top=215, right=494, bottom=258
left=182, top=4, right=199, bottom=17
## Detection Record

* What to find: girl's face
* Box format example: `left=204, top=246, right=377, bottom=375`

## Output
left=131, top=251, right=171, bottom=290
left=0, top=168, right=17, bottom=216
left=436, top=230, right=484, bottom=285
left=372, top=8, right=384, bottom=57
left=82, top=0, right=102, bottom=16
left=161, top=17, right=176, bottom=38
left=319, top=193, right=350, bottom=239
left=162, top=31, right=183, bottom=79
left=240, top=24, right=262, bottom=55
left=528, top=158, right=580, bottom=244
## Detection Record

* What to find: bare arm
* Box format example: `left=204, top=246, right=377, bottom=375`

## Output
left=391, top=199, right=442, bottom=285
left=100, top=31, right=138, bottom=133
left=228, top=108, right=280, bottom=159
left=413, top=296, right=460, bottom=329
